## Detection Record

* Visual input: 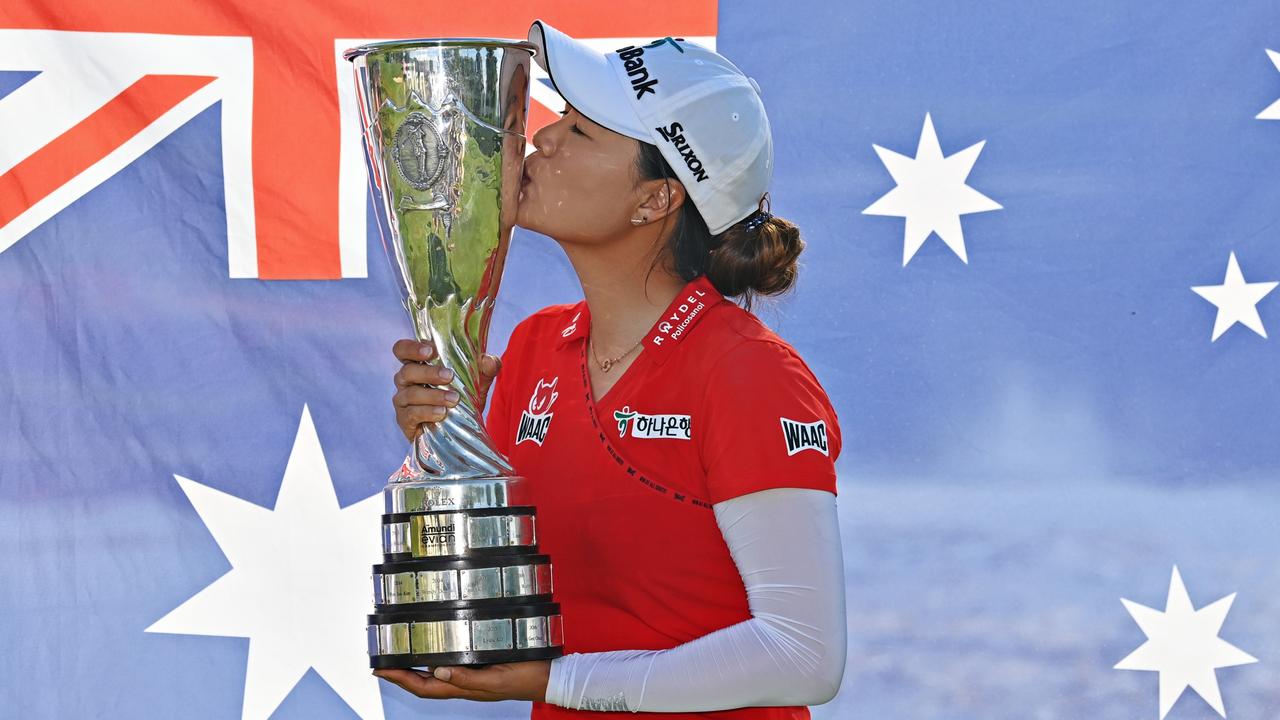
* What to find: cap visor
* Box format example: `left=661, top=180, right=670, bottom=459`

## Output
left=528, top=20, right=650, bottom=142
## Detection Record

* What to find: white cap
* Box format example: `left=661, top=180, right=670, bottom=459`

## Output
left=527, top=19, right=773, bottom=235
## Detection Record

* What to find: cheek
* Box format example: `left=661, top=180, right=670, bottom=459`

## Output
left=518, top=152, right=632, bottom=236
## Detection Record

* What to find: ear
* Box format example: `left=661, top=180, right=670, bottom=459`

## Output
left=635, top=177, right=687, bottom=225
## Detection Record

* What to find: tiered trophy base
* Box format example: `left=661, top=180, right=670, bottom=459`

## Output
left=369, top=645, right=564, bottom=670
left=368, top=480, right=564, bottom=669
left=368, top=601, right=564, bottom=668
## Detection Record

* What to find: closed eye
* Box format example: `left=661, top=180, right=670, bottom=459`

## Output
left=559, top=108, right=588, bottom=137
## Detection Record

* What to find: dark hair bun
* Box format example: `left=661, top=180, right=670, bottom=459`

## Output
left=706, top=214, right=803, bottom=306
left=633, top=141, right=804, bottom=308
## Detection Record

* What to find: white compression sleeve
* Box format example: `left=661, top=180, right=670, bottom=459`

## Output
left=542, top=487, right=847, bottom=712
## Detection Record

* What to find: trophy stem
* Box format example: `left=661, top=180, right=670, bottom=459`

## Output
left=388, top=400, right=515, bottom=484
left=387, top=297, right=514, bottom=483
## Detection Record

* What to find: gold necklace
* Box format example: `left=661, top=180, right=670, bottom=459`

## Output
left=589, top=331, right=644, bottom=373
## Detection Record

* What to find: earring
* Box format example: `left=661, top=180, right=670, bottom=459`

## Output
left=631, top=216, right=646, bottom=225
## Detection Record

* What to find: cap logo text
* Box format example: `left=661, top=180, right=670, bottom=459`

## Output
left=616, top=45, right=660, bottom=99
left=656, top=122, right=710, bottom=183
left=614, top=37, right=683, bottom=99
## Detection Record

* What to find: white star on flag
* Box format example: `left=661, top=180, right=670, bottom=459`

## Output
left=1190, top=251, right=1278, bottom=341
left=146, top=405, right=386, bottom=720
left=1257, top=49, right=1280, bottom=120
left=863, top=112, right=1002, bottom=266
left=1114, top=566, right=1258, bottom=720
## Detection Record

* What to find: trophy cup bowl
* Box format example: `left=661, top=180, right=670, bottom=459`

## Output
left=346, top=38, right=563, bottom=668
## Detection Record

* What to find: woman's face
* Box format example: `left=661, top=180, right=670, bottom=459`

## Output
left=516, top=103, right=648, bottom=244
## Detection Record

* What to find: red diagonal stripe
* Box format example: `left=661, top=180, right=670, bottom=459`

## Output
left=0, top=1, right=717, bottom=278
left=0, top=74, right=216, bottom=228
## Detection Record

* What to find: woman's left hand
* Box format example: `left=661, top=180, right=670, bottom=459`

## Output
left=374, top=660, right=551, bottom=702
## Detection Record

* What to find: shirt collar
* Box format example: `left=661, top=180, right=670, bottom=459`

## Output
left=555, top=275, right=724, bottom=365
left=556, top=306, right=589, bottom=345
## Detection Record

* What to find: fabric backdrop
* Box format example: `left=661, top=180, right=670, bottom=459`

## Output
left=2, top=1, right=1279, bottom=718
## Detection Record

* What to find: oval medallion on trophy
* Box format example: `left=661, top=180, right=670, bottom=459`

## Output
left=393, top=112, right=448, bottom=190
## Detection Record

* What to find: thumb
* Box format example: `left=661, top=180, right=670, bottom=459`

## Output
left=432, top=665, right=490, bottom=691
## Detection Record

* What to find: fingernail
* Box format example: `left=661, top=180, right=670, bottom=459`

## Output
left=440, top=368, right=455, bottom=381
left=419, top=344, right=433, bottom=358
left=433, top=667, right=452, bottom=681
left=430, top=406, right=446, bottom=420
left=444, top=390, right=460, bottom=404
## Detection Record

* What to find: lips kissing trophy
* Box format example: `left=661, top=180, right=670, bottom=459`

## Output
left=345, top=38, right=563, bottom=669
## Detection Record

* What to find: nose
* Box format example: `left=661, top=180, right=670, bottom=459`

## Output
left=531, top=115, right=563, bottom=156
left=531, top=124, right=552, bottom=156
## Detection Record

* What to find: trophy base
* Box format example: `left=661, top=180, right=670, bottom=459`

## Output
left=381, top=507, right=538, bottom=558
left=380, top=547, right=541, bottom=564
left=367, top=602, right=564, bottom=668
left=369, top=644, right=564, bottom=670
left=373, top=553, right=553, bottom=606
left=375, top=593, right=553, bottom=612
left=384, top=475, right=530, bottom=513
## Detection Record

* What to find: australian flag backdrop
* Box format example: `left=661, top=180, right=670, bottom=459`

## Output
left=3, top=1, right=1280, bottom=718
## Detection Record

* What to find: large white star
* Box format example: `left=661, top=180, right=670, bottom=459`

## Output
left=1257, top=49, right=1280, bottom=120
left=1114, top=566, right=1258, bottom=719
left=1190, top=251, right=1278, bottom=341
left=147, top=405, right=386, bottom=720
left=863, top=112, right=1002, bottom=266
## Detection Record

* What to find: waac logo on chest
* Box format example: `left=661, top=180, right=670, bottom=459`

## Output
left=517, top=377, right=559, bottom=446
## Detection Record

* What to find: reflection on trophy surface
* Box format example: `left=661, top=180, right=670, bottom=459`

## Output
left=346, top=38, right=564, bottom=668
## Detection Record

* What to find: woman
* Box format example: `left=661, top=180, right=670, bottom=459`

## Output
left=375, top=19, right=848, bottom=718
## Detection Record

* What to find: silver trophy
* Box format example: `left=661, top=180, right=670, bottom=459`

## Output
left=346, top=38, right=563, bottom=668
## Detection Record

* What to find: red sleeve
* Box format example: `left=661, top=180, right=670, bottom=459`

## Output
left=698, top=339, right=842, bottom=504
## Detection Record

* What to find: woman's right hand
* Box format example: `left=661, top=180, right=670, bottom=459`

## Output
left=392, top=339, right=502, bottom=441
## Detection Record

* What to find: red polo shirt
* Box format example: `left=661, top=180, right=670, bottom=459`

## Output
left=484, top=275, right=842, bottom=719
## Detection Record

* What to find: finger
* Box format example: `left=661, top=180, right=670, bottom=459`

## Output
left=394, top=362, right=457, bottom=388
left=397, top=404, right=447, bottom=428
left=392, top=339, right=436, bottom=363
left=393, top=386, right=460, bottom=409
left=478, top=353, right=502, bottom=379
left=373, top=668, right=502, bottom=700
left=431, top=665, right=500, bottom=693
left=478, top=355, right=501, bottom=396
left=372, top=668, right=426, bottom=695
left=399, top=418, right=425, bottom=443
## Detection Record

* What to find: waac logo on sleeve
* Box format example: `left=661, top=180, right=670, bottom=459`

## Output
left=780, top=417, right=829, bottom=456
left=517, top=377, right=559, bottom=446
